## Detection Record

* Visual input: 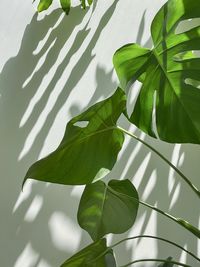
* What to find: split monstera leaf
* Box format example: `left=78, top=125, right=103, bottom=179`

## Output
left=113, top=0, right=200, bottom=143
left=36, top=0, right=94, bottom=14
left=23, top=88, right=126, bottom=186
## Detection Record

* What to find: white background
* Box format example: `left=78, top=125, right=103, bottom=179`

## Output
left=0, top=0, right=200, bottom=266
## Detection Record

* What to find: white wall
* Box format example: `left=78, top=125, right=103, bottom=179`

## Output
left=0, top=0, right=199, bottom=266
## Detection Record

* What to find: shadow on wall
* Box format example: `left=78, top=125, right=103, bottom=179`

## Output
left=0, top=2, right=199, bottom=267
left=0, top=2, right=119, bottom=266
left=107, top=15, right=200, bottom=267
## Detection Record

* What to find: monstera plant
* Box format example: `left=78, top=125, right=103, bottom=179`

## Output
left=25, top=0, right=200, bottom=266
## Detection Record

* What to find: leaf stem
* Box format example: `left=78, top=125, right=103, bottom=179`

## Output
left=139, top=199, right=200, bottom=238
left=108, top=186, right=200, bottom=238
left=117, top=126, right=200, bottom=198
left=110, top=235, right=200, bottom=262
left=118, top=258, right=191, bottom=267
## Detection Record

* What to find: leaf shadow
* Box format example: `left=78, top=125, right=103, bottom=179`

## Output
left=0, top=2, right=119, bottom=266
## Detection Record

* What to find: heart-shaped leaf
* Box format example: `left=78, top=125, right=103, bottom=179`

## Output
left=60, top=238, right=116, bottom=267
left=78, top=179, right=139, bottom=240
left=23, top=88, right=126, bottom=186
left=113, top=0, right=200, bottom=143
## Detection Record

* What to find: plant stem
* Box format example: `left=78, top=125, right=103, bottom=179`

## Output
left=117, top=126, right=200, bottom=198
left=118, top=258, right=191, bottom=267
left=110, top=235, right=200, bottom=262
left=139, top=199, right=200, bottom=238
left=108, top=186, right=200, bottom=238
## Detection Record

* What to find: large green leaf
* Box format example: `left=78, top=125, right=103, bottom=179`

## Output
left=23, top=88, right=126, bottom=186
left=113, top=0, right=200, bottom=143
left=78, top=179, right=139, bottom=240
left=60, top=238, right=116, bottom=267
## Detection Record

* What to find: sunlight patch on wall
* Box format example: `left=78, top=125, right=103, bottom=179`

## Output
left=141, top=169, right=157, bottom=201
left=48, top=212, right=81, bottom=252
left=169, top=183, right=181, bottom=211
left=37, top=259, right=53, bottom=267
left=24, top=195, right=43, bottom=222
left=13, top=180, right=34, bottom=213
left=128, top=209, right=158, bottom=260
left=168, top=144, right=181, bottom=194
left=179, top=244, right=187, bottom=265
left=14, top=243, right=39, bottom=267
left=133, top=151, right=151, bottom=189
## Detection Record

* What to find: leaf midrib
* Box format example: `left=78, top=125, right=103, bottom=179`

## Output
left=58, top=125, right=118, bottom=154
left=95, top=184, right=108, bottom=240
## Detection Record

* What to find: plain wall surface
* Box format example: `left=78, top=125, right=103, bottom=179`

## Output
left=1, top=0, right=200, bottom=266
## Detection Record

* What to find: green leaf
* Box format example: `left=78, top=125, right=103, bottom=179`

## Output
left=87, top=0, right=93, bottom=5
left=60, top=238, right=116, bottom=267
left=23, top=88, right=126, bottom=186
left=78, top=179, right=139, bottom=240
left=157, top=257, right=174, bottom=267
left=113, top=0, right=200, bottom=143
left=81, top=0, right=86, bottom=9
left=37, top=0, right=53, bottom=12
left=60, top=0, right=71, bottom=14
left=36, top=0, right=94, bottom=13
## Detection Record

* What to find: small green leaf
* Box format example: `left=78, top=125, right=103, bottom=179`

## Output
left=78, top=179, right=139, bottom=240
left=87, top=0, right=93, bottom=5
left=113, top=0, right=200, bottom=143
left=60, top=238, right=116, bottom=267
left=81, top=0, right=86, bottom=9
left=158, top=257, right=174, bottom=267
left=37, top=0, right=53, bottom=12
left=60, top=0, right=71, bottom=14
left=23, top=88, right=126, bottom=186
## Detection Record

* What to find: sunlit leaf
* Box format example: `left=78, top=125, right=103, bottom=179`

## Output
left=87, top=0, right=93, bottom=6
left=113, top=0, right=200, bottom=143
left=60, top=238, right=116, bottom=267
left=23, top=88, right=126, bottom=186
left=80, top=0, right=86, bottom=9
left=78, top=179, right=139, bottom=240
left=36, top=0, right=94, bottom=13
left=37, top=0, right=53, bottom=12
left=60, top=0, right=71, bottom=14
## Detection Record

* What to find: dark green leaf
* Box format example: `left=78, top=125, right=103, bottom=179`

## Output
left=113, top=0, right=200, bottom=143
left=81, top=0, right=86, bottom=9
left=78, top=179, right=139, bottom=240
left=23, top=88, right=126, bottom=186
left=60, top=0, right=71, bottom=14
left=157, top=257, right=174, bottom=267
left=37, top=0, right=53, bottom=12
left=60, top=238, right=116, bottom=267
